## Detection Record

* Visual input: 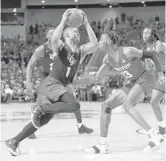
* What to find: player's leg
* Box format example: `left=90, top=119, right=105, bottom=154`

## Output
left=85, top=89, right=127, bottom=154
left=32, top=91, right=94, bottom=133
left=5, top=96, right=53, bottom=156
left=124, top=80, right=164, bottom=151
left=150, top=85, right=165, bottom=135
left=123, top=84, right=152, bottom=131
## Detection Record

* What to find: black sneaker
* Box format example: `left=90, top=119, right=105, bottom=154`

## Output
left=28, top=133, right=37, bottom=139
left=31, top=105, right=45, bottom=129
left=78, top=124, right=94, bottom=134
left=5, top=139, right=20, bottom=156
left=159, top=126, right=165, bottom=135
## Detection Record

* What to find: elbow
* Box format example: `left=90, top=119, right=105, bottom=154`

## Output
left=92, top=42, right=98, bottom=50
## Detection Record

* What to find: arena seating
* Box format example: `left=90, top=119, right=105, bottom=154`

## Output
left=1, top=15, right=165, bottom=102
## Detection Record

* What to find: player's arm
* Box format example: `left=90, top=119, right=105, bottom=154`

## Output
left=156, top=41, right=166, bottom=54
left=73, top=54, right=111, bottom=85
left=51, top=9, right=71, bottom=53
left=80, top=12, right=98, bottom=62
left=123, top=46, right=162, bottom=73
left=26, top=45, right=44, bottom=95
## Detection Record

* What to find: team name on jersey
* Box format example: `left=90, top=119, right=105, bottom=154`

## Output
left=67, top=54, right=77, bottom=66
left=114, top=63, right=131, bottom=72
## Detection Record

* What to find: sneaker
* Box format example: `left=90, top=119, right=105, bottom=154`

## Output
left=158, top=126, right=165, bottom=135
left=5, top=139, right=20, bottom=156
left=78, top=124, right=94, bottom=134
left=31, top=105, right=45, bottom=129
left=84, top=142, right=110, bottom=154
left=143, top=129, right=164, bottom=152
left=28, top=133, right=37, bottom=139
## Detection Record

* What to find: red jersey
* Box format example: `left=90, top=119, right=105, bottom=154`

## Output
left=104, top=47, right=146, bottom=81
left=49, top=44, right=81, bottom=85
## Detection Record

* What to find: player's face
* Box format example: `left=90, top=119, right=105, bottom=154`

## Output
left=143, top=28, right=152, bottom=42
left=47, top=29, right=54, bottom=41
left=68, top=28, right=80, bottom=43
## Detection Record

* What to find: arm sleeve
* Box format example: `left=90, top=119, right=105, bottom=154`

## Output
left=142, top=51, right=161, bottom=72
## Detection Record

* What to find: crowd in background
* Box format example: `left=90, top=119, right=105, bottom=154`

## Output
left=1, top=13, right=165, bottom=103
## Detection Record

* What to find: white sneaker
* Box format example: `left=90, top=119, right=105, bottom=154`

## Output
left=84, top=142, right=110, bottom=154
left=143, top=129, right=164, bottom=152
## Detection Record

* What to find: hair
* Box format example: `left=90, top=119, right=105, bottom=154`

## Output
left=143, top=25, right=162, bottom=42
left=106, top=30, right=121, bottom=47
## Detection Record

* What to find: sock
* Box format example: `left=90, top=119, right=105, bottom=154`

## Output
left=99, top=137, right=107, bottom=144
left=158, top=121, right=165, bottom=127
left=77, top=122, right=83, bottom=128
left=12, top=122, right=37, bottom=143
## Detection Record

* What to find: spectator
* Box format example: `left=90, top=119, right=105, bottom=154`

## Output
left=4, top=84, right=14, bottom=103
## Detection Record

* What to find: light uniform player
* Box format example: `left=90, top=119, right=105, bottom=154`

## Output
left=142, top=26, right=165, bottom=135
left=5, top=9, right=97, bottom=156
left=25, top=28, right=55, bottom=139
left=84, top=31, right=164, bottom=154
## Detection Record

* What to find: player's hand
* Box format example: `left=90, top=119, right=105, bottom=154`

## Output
left=81, top=11, right=88, bottom=26
left=158, top=72, right=165, bottom=84
left=62, top=9, right=72, bottom=23
left=25, top=82, right=34, bottom=97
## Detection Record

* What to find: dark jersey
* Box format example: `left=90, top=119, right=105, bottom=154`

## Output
left=49, top=44, right=81, bottom=85
left=104, top=47, right=146, bottom=81
left=37, top=43, right=53, bottom=78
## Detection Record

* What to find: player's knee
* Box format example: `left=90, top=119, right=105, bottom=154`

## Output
left=150, top=98, right=159, bottom=108
left=72, top=101, right=80, bottom=112
left=101, top=102, right=111, bottom=113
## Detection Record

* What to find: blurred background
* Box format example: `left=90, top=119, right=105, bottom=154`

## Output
left=1, top=0, right=165, bottom=103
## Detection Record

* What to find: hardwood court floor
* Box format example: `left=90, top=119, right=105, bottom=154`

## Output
left=0, top=102, right=165, bottom=161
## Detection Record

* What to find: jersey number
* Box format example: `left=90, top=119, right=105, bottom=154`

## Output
left=66, top=67, right=71, bottom=78
left=121, top=71, right=133, bottom=79
left=50, top=63, right=53, bottom=71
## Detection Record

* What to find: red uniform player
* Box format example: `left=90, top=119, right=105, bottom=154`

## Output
left=84, top=31, right=164, bottom=154
left=142, top=26, right=165, bottom=135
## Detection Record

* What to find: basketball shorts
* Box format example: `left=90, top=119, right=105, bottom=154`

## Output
left=37, top=76, right=68, bottom=103
left=122, top=71, right=156, bottom=96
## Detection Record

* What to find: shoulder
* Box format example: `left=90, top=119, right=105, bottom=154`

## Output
left=123, top=46, right=143, bottom=58
left=103, top=53, right=110, bottom=64
left=156, top=41, right=165, bottom=53
left=35, top=45, right=44, bottom=53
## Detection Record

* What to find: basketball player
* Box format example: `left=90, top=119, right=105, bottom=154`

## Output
left=142, top=26, right=165, bottom=135
left=5, top=9, right=97, bottom=156
left=84, top=31, right=164, bottom=154
left=25, top=27, right=55, bottom=139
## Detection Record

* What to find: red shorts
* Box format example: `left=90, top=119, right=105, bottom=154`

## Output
left=122, top=71, right=156, bottom=95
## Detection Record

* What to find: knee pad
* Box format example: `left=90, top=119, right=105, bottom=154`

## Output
left=105, top=107, right=111, bottom=113
left=40, top=114, right=54, bottom=126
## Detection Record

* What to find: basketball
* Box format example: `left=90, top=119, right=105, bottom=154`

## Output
left=66, top=8, right=83, bottom=28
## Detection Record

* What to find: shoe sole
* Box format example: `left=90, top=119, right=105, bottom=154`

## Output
left=5, top=141, right=19, bottom=156
left=143, top=138, right=165, bottom=152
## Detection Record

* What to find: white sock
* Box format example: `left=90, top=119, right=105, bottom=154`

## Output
left=77, top=122, right=83, bottom=128
left=99, top=137, right=107, bottom=144
left=158, top=121, right=165, bottom=127
left=147, top=128, right=156, bottom=136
